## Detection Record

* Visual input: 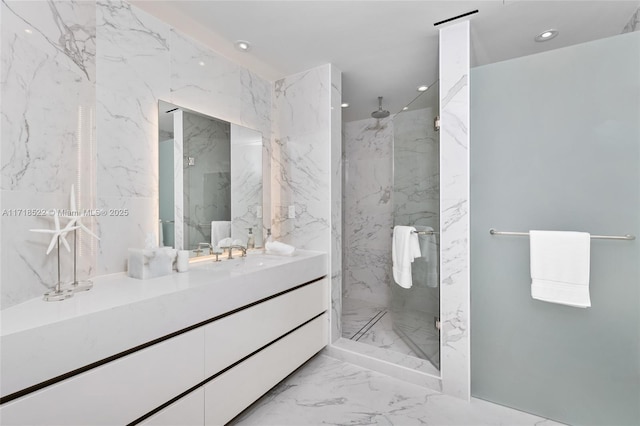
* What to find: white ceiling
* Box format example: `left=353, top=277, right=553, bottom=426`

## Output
left=133, top=1, right=640, bottom=122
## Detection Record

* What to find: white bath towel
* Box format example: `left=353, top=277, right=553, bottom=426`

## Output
left=216, top=237, right=233, bottom=249
left=530, top=230, right=591, bottom=308
left=392, top=226, right=421, bottom=289
left=265, top=240, right=296, bottom=256
left=211, top=221, right=231, bottom=247
left=413, top=225, right=439, bottom=288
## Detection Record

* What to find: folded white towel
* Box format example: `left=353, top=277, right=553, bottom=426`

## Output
left=211, top=221, right=231, bottom=247
left=392, top=226, right=421, bottom=289
left=530, top=230, right=591, bottom=308
left=413, top=225, right=438, bottom=288
left=216, top=237, right=233, bottom=249
left=265, top=240, right=296, bottom=256
left=232, top=239, right=245, bottom=248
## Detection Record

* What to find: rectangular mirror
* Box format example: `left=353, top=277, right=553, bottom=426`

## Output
left=158, top=101, right=263, bottom=258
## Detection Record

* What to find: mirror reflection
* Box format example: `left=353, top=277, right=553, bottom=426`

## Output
left=158, top=101, right=263, bottom=258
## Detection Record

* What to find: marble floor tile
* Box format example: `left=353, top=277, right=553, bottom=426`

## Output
left=343, top=297, right=439, bottom=369
left=230, top=355, right=564, bottom=426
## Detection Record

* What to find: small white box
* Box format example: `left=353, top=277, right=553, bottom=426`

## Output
left=127, top=248, right=173, bottom=279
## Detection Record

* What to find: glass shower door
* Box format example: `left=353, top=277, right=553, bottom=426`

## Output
left=391, top=84, right=441, bottom=369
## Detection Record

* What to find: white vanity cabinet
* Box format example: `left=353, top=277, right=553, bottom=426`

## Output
left=153, top=278, right=329, bottom=426
left=0, top=329, right=205, bottom=425
left=0, top=254, right=328, bottom=426
left=203, top=314, right=327, bottom=425
left=140, top=389, right=205, bottom=426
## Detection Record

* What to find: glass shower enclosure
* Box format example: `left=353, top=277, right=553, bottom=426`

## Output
left=391, top=84, right=441, bottom=369
left=340, top=82, right=441, bottom=373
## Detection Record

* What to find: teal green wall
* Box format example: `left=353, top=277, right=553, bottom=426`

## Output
left=470, top=32, right=640, bottom=425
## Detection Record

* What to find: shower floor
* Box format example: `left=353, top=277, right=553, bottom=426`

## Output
left=342, top=297, right=440, bottom=370
left=342, top=299, right=416, bottom=356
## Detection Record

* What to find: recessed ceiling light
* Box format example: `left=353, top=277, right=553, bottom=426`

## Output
left=341, top=103, right=349, bottom=108
left=235, top=40, right=251, bottom=52
left=535, top=29, right=559, bottom=42
left=24, top=28, right=33, bottom=34
left=417, top=85, right=428, bottom=92
left=402, top=107, right=409, bottom=111
left=198, top=61, right=205, bottom=67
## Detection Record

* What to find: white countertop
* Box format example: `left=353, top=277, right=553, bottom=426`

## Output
left=0, top=250, right=327, bottom=398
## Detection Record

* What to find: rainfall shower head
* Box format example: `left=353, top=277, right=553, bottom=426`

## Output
left=371, top=96, right=390, bottom=119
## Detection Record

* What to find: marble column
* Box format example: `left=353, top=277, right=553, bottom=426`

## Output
left=271, top=63, right=342, bottom=342
left=439, top=20, right=470, bottom=401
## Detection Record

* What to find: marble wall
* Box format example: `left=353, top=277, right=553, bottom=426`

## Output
left=439, top=21, right=470, bottom=400
left=1, top=0, right=97, bottom=309
left=1, top=0, right=272, bottom=309
left=230, top=124, right=264, bottom=248
left=271, top=63, right=342, bottom=341
left=342, top=117, right=393, bottom=307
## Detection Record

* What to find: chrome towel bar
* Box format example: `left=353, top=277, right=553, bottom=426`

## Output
left=390, top=226, right=439, bottom=236
left=489, top=228, right=635, bottom=241
left=413, top=230, right=439, bottom=235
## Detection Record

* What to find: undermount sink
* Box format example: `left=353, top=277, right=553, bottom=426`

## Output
left=192, top=252, right=292, bottom=272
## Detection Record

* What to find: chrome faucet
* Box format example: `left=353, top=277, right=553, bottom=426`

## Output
left=226, top=244, right=247, bottom=259
left=234, top=245, right=247, bottom=258
left=196, top=242, right=214, bottom=256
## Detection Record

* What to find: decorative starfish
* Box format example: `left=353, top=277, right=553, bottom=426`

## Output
left=62, top=185, right=100, bottom=241
left=30, top=212, right=79, bottom=255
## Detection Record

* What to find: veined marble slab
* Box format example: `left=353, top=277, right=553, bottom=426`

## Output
left=230, top=355, right=564, bottom=426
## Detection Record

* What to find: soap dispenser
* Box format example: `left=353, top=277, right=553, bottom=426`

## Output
left=265, top=228, right=273, bottom=244
left=246, top=227, right=255, bottom=250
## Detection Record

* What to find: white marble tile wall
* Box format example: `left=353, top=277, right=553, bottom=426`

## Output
left=439, top=21, right=470, bottom=400
left=1, top=0, right=272, bottom=308
left=271, top=63, right=341, bottom=341
left=342, top=117, right=393, bottom=307
left=230, top=124, right=264, bottom=248
left=1, top=0, right=97, bottom=309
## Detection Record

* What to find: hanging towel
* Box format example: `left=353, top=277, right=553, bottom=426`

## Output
left=392, top=226, right=421, bottom=289
left=529, top=230, right=591, bottom=308
left=211, top=221, right=231, bottom=247
left=413, top=225, right=439, bottom=288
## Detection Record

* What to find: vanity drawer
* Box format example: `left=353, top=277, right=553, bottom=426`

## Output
left=0, top=329, right=204, bottom=426
left=204, top=313, right=328, bottom=425
left=204, top=278, right=328, bottom=377
left=139, top=388, right=204, bottom=426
